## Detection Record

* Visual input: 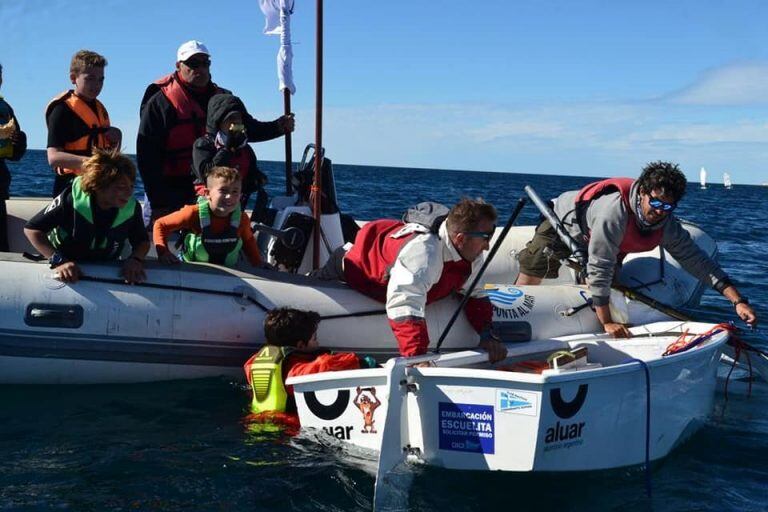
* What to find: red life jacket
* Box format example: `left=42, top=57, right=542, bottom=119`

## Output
left=154, top=73, right=222, bottom=177
left=575, top=177, right=663, bottom=260
left=228, top=146, right=253, bottom=183
left=343, top=219, right=473, bottom=304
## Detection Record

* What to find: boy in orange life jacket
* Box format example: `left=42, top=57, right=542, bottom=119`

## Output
left=244, top=307, right=372, bottom=413
left=46, top=50, right=122, bottom=197
left=153, top=166, right=263, bottom=267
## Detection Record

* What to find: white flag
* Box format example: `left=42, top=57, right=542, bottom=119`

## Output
left=258, top=0, right=296, bottom=94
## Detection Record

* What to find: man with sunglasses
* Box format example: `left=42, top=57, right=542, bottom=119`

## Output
left=137, top=40, right=294, bottom=223
left=321, top=198, right=507, bottom=362
left=516, top=161, right=757, bottom=337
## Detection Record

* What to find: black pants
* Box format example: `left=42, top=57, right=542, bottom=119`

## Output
left=0, top=198, right=8, bottom=252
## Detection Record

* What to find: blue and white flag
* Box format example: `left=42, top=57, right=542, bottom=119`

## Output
left=258, top=0, right=296, bottom=94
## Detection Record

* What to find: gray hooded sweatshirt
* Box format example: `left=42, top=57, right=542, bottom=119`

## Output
left=552, top=180, right=728, bottom=306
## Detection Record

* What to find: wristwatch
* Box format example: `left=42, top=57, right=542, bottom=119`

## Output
left=49, top=252, right=67, bottom=269
left=732, top=297, right=749, bottom=306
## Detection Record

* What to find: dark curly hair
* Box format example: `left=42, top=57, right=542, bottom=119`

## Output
left=636, top=161, right=687, bottom=202
left=263, top=307, right=320, bottom=347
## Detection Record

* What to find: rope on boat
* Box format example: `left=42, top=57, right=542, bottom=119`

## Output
left=622, top=357, right=652, bottom=499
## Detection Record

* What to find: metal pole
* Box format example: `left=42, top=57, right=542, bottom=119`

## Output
left=283, top=88, right=293, bottom=196
left=311, top=0, right=324, bottom=269
left=435, top=197, right=527, bottom=352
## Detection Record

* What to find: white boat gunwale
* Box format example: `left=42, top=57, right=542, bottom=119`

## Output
left=289, top=321, right=729, bottom=387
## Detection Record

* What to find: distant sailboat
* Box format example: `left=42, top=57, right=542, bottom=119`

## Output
left=723, top=172, right=732, bottom=189
left=700, top=167, right=707, bottom=189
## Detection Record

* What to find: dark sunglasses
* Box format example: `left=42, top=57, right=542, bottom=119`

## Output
left=462, top=228, right=496, bottom=240
left=648, top=196, right=677, bottom=212
left=184, top=58, right=211, bottom=69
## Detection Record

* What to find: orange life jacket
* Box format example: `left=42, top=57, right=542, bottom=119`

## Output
left=45, top=91, right=111, bottom=176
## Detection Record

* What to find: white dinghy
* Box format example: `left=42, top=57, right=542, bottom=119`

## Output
left=288, top=321, right=729, bottom=473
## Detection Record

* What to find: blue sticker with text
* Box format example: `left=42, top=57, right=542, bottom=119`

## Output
left=438, top=402, right=495, bottom=454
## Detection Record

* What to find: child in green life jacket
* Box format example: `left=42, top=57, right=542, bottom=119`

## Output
left=153, top=166, right=263, bottom=267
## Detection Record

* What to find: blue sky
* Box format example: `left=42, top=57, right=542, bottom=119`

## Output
left=2, top=0, right=767, bottom=184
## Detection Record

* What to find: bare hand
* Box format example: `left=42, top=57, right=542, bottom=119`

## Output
left=604, top=322, right=631, bottom=338
left=9, top=130, right=22, bottom=145
left=54, top=261, right=82, bottom=283
left=158, top=250, right=180, bottom=265
left=735, top=303, right=757, bottom=327
left=278, top=113, right=295, bottom=134
left=478, top=338, right=508, bottom=363
left=120, top=258, right=146, bottom=284
left=105, top=127, right=122, bottom=148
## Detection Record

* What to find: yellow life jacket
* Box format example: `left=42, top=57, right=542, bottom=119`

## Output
left=245, top=345, right=293, bottom=413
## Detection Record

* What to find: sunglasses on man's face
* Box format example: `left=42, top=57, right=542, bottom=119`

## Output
left=462, top=228, right=496, bottom=240
left=648, top=196, right=677, bottom=212
left=184, top=58, right=211, bottom=70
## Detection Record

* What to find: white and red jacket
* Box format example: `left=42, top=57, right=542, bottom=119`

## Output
left=343, top=219, right=492, bottom=357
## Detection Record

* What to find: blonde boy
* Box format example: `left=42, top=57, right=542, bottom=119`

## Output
left=153, top=166, right=263, bottom=267
left=45, top=50, right=122, bottom=196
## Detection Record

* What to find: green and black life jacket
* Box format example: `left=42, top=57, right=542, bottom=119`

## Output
left=182, top=196, right=243, bottom=267
left=245, top=345, right=294, bottom=414
left=49, top=176, right=137, bottom=260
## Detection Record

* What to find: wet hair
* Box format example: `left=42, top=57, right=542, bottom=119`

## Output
left=205, top=166, right=242, bottom=186
left=637, top=161, right=688, bottom=202
left=264, top=307, right=321, bottom=347
left=79, top=148, right=136, bottom=195
left=446, top=198, right=497, bottom=234
left=70, top=50, right=107, bottom=76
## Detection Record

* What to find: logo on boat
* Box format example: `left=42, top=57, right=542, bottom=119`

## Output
left=304, top=389, right=350, bottom=421
left=543, top=421, right=586, bottom=451
left=550, top=384, right=588, bottom=419
left=543, top=384, right=589, bottom=452
left=354, top=386, right=382, bottom=434
left=496, top=389, right=539, bottom=416
left=438, top=402, right=495, bottom=454
left=486, top=285, right=536, bottom=320
left=309, top=387, right=383, bottom=440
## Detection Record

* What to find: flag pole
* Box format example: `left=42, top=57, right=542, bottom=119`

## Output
left=311, top=0, right=324, bottom=269
left=283, top=88, right=293, bottom=195
left=279, top=3, right=294, bottom=196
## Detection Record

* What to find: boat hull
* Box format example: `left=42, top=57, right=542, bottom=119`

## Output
left=0, top=197, right=720, bottom=384
left=290, top=322, right=727, bottom=472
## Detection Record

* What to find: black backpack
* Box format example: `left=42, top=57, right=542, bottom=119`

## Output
left=402, top=201, right=449, bottom=234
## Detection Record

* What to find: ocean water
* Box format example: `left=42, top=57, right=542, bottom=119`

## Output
left=2, top=150, right=767, bottom=511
